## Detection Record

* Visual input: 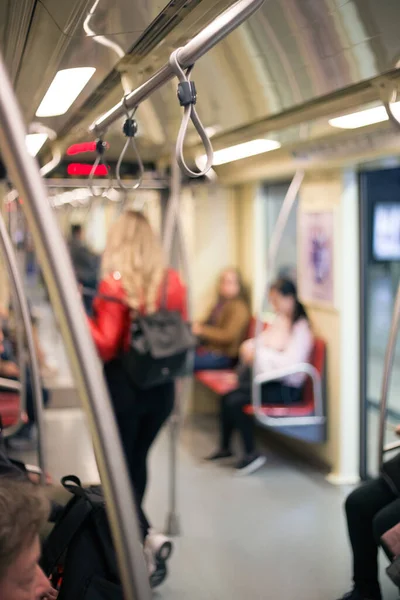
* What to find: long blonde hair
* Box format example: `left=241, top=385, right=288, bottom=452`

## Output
left=101, top=210, right=165, bottom=312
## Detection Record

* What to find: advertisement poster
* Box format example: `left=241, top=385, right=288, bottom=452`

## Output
left=299, top=211, right=335, bottom=306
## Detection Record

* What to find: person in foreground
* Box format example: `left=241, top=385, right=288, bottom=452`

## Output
left=336, top=430, right=400, bottom=600
left=87, top=210, right=187, bottom=588
left=207, top=278, right=314, bottom=476
left=193, top=267, right=250, bottom=371
left=0, top=478, right=57, bottom=600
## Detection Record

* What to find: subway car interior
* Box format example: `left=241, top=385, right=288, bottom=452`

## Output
left=1, top=0, right=400, bottom=598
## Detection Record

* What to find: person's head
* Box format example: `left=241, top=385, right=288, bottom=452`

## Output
left=269, top=278, right=308, bottom=324
left=0, top=478, right=49, bottom=600
left=218, top=268, right=248, bottom=303
left=71, top=224, right=83, bottom=240
left=102, top=210, right=165, bottom=312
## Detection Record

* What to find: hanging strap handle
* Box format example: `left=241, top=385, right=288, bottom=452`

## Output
left=116, top=103, right=144, bottom=191
left=169, top=49, right=213, bottom=178
left=88, top=139, right=113, bottom=198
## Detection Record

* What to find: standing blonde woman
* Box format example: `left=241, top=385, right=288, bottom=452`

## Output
left=87, top=211, right=187, bottom=588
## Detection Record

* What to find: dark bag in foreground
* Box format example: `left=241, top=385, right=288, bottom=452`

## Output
left=41, top=476, right=123, bottom=599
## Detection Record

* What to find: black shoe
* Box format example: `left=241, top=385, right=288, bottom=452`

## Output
left=205, top=449, right=233, bottom=461
left=145, top=532, right=173, bottom=589
left=337, top=589, right=381, bottom=600
left=235, top=453, right=266, bottom=476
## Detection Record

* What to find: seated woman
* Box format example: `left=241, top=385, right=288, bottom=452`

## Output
left=0, top=308, right=51, bottom=450
left=206, top=278, right=313, bottom=476
left=336, top=436, right=400, bottom=600
left=193, top=267, right=250, bottom=371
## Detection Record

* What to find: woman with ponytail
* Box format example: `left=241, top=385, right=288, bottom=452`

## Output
left=206, top=278, right=314, bottom=476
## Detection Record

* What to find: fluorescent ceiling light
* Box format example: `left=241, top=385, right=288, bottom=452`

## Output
left=197, top=138, right=281, bottom=168
left=329, top=102, right=400, bottom=129
left=25, top=133, right=48, bottom=156
left=36, top=67, right=96, bottom=117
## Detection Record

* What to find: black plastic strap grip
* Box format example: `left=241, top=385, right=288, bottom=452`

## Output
left=177, top=81, right=197, bottom=107
left=123, top=118, right=138, bottom=138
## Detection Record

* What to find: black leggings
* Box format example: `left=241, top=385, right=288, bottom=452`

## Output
left=220, top=381, right=302, bottom=456
left=105, top=360, right=174, bottom=540
left=345, top=478, right=400, bottom=598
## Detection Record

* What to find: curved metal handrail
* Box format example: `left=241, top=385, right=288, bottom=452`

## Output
left=0, top=211, right=45, bottom=473
left=252, top=363, right=325, bottom=428
left=1, top=197, right=28, bottom=438
left=0, top=52, right=151, bottom=600
left=379, top=283, right=400, bottom=470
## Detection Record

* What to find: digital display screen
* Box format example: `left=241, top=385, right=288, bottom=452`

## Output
left=373, top=202, right=400, bottom=261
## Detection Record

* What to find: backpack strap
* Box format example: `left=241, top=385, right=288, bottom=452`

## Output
left=41, top=479, right=93, bottom=575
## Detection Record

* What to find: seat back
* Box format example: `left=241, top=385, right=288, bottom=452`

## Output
left=301, top=337, right=326, bottom=409
left=246, top=316, right=256, bottom=339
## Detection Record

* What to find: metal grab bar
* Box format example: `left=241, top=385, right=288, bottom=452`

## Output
left=252, top=170, right=305, bottom=425
left=2, top=198, right=28, bottom=439
left=0, top=213, right=44, bottom=469
left=90, top=0, right=265, bottom=134
left=163, top=153, right=194, bottom=536
left=379, top=283, right=400, bottom=470
left=0, top=378, right=21, bottom=391
left=253, top=364, right=325, bottom=428
left=0, top=53, right=151, bottom=600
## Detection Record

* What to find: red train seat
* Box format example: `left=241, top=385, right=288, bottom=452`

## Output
left=194, top=316, right=259, bottom=396
left=195, top=328, right=326, bottom=425
left=0, top=391, right=22, bottom=428
left=244, top=337, right=326, bottom=417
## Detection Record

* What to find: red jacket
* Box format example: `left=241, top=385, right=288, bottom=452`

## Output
left=88, top=269, right=187, bottom=363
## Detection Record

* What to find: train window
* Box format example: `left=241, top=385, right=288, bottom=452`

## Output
left=262, top=182, right=298, bottom=283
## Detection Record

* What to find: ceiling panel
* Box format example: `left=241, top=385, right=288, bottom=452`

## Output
left=0, top=0, right=37, bottom=83
left=40, top=0, right=170, bottom=36
left=3, top=0, right=400, bottom=171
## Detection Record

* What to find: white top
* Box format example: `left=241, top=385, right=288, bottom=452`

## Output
left=242, top=317, right=314, bottom=388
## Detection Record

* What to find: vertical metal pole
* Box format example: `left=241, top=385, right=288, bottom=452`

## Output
left=0, top=213, right=44, bottom=474
left=0, top=52, right=151, bottom=600
left=164, top=156, right=183, bottom=536
left=378, top=283, right=400, bottom=470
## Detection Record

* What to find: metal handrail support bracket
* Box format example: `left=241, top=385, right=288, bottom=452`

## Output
left=90, top=0, right=265, bottom=135
left=0, top=52, right=151, bottom=600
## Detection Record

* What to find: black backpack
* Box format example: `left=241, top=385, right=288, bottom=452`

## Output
left=122, top=272, right=196, bottom=389
left=41, top=476, right=123, bottom=599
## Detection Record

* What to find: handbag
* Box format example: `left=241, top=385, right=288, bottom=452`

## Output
left=122, top=272, right=196, bottom=389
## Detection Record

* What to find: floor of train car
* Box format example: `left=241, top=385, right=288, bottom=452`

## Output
left=7, top=408, right=398, bottom=599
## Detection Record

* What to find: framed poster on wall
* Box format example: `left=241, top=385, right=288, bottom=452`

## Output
left=298, top=210, right=336, bottom=308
